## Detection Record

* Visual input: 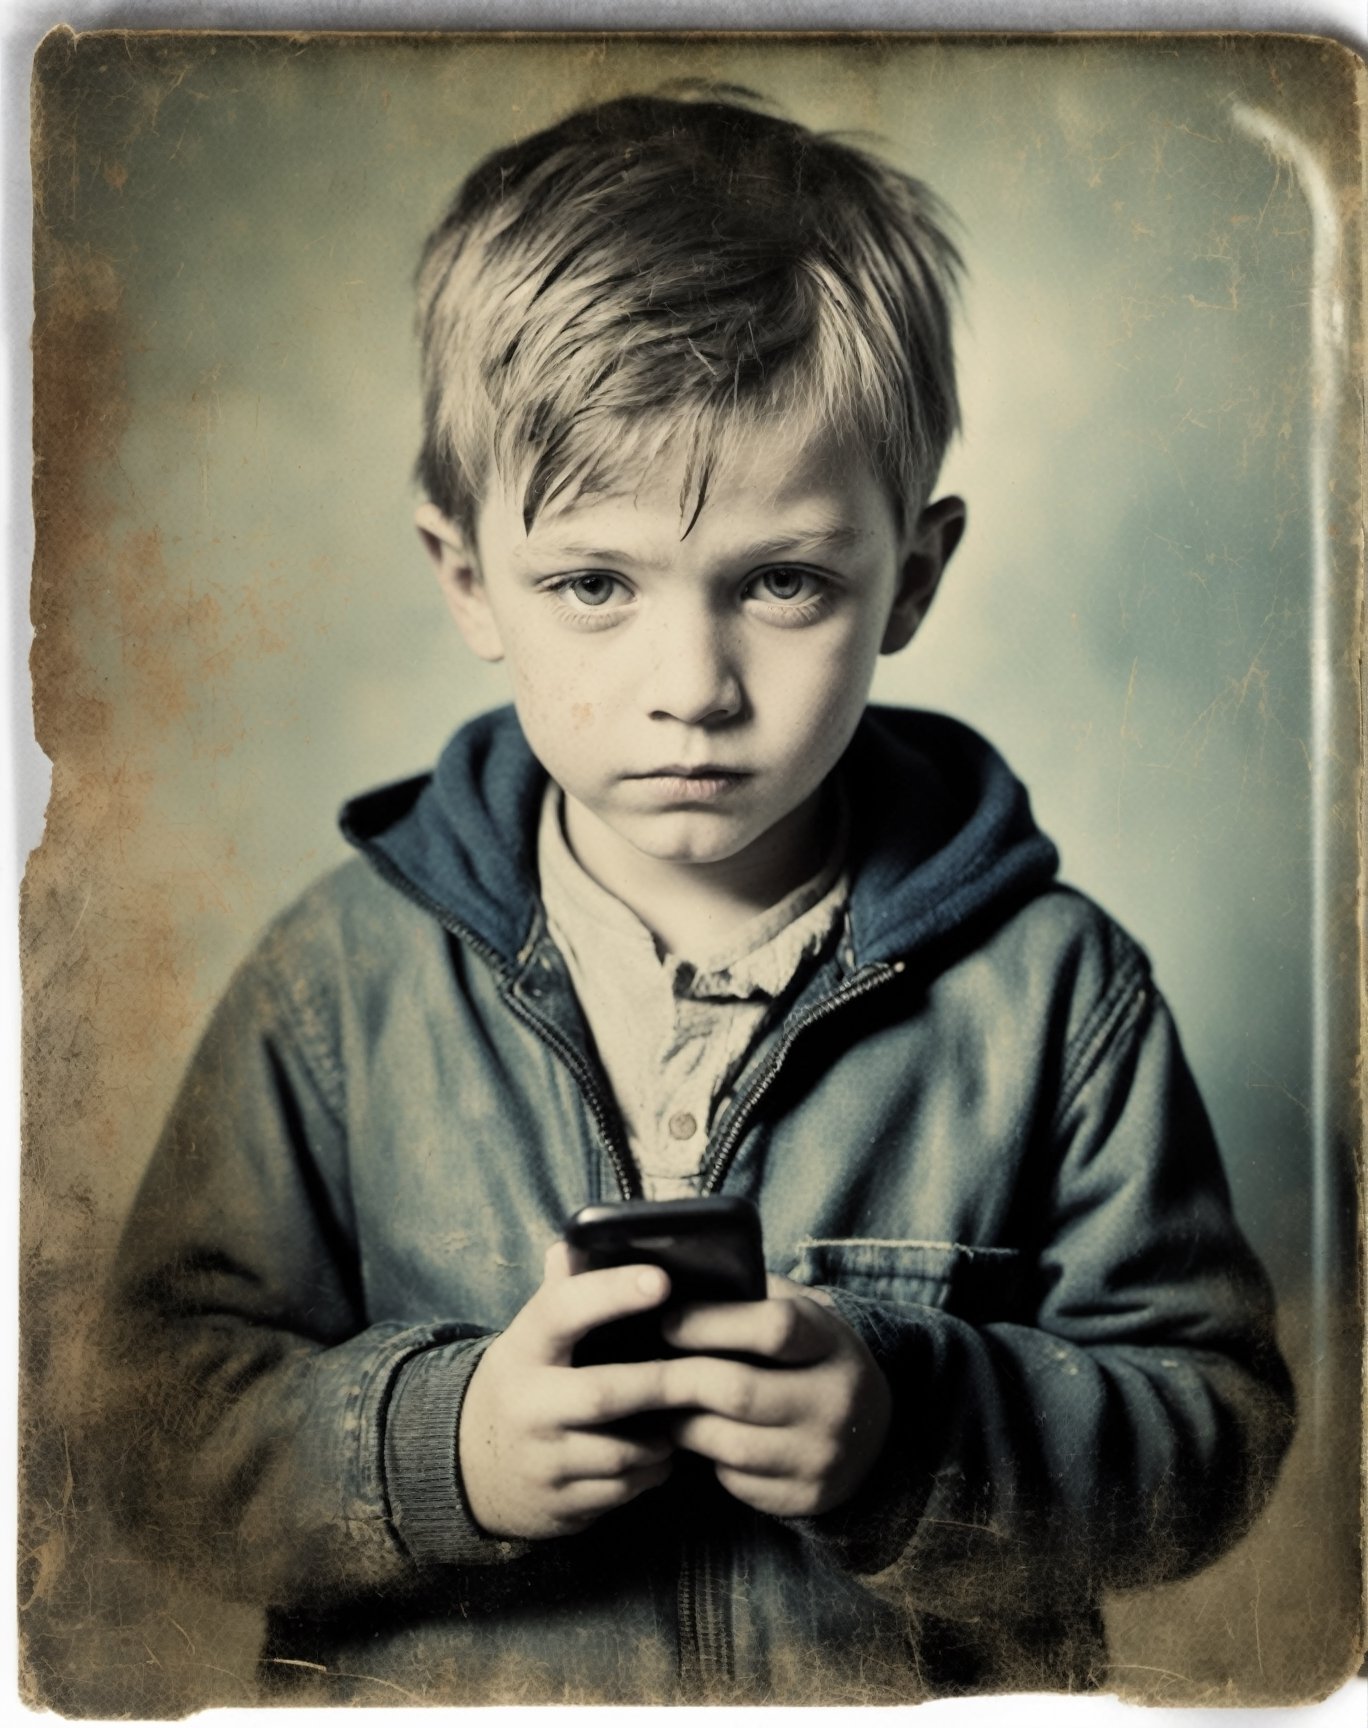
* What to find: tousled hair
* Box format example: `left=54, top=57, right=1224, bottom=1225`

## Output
left=415, top=88, right=963, bottom=540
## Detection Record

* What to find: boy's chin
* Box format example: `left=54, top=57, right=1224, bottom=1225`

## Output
left=620, top=827, right=755, bottom=870
left=598, top=809, right=771, bottom=870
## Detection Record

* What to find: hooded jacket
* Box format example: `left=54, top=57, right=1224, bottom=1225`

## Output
left=103, top=704, right=1294, bottom=1706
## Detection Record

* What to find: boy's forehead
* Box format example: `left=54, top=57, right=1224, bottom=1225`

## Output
left=484, top=421, right=900, bottom=555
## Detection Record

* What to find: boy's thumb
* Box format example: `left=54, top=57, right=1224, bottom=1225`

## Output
left=544, top=1238, right=588, bottom=1282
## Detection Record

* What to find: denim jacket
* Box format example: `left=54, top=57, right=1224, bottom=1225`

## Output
left=103, top=704, right=1294, bottom=1705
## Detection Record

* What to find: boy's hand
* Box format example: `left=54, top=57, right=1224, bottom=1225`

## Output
left=658, top=1276, right=892, bottom=1518
left=458, top=1241, right=678, bottom=1540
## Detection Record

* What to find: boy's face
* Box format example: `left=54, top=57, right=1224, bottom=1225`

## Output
left=421, top=422, right=963, bottom=882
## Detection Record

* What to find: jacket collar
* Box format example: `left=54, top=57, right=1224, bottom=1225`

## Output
left=844, top=707, right=1059, bottom=965
left=340, top=704, right=1059, bottom=973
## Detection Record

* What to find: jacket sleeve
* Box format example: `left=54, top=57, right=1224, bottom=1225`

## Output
left=792, top=944, right=1295, bottom=1626
left=96, top=931, right=531, bottom=1613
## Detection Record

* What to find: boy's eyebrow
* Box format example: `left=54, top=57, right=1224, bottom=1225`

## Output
left=738, top=524, right=875, bottom=558
left=519, top=524, right=875, bottom=569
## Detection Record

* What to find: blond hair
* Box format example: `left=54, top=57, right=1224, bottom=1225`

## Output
left=416, top=89, right=962, bottom=537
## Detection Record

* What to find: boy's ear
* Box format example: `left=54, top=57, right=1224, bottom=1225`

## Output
left=881, top=495, right=967, bottom=655
left=415, top=502, right=505, bottom=663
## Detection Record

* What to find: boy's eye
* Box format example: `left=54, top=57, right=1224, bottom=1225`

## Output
left=750, top=568, right=819, bottom=603
left=561, top=574, right=625, bottom=608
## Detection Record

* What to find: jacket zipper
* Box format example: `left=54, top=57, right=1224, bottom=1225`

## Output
left=678, top=957, right=905, bottom=1692
left=700, top=959, right=904, bottom=1194
left=677, top=1530, right=732, bottom=1697
left=500, top=991, right=639, bottom=1200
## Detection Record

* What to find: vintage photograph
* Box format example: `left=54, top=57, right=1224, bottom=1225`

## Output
left=20, top=28, right=1364, bottom=1713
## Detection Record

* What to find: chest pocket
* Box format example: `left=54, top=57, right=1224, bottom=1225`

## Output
left=787, top=1237, right=1026, bottom=1324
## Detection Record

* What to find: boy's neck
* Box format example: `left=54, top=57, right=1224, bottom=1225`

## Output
left=560, top=790, right=833, bottom=959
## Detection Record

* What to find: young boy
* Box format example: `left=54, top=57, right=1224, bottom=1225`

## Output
left=102, top=91, right=1294, bottom=1706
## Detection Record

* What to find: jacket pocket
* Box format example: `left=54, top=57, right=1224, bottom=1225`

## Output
left=787, top=1237, right=1025, bottom=1323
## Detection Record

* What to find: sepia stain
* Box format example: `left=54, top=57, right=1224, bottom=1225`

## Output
left=22, top=26, right=264, bottom=1717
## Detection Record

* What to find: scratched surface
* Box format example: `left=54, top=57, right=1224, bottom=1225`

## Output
left=22, top=29, right=1365, bottom=1712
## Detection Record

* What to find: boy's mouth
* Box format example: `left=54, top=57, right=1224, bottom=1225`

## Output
left=628, top=766, right=750, bottom=800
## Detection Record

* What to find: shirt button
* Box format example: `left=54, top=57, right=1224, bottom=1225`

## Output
left=668, top=1110, right=698, bottom=1141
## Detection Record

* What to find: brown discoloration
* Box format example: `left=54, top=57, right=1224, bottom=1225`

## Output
left=22, top=27, right=254, bottom=1716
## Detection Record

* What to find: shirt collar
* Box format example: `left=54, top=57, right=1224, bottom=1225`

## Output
left=537, top=783, right=850, bottom=1004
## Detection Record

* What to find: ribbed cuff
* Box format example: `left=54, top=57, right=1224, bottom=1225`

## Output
left=383, top=1335, right=533, bottom=1567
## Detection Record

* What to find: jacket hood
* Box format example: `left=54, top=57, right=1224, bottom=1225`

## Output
left=339, top=704, right=1059, bottom=971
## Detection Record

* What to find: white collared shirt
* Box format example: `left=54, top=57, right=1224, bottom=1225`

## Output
left=538, top=785, right=849, bottom=1198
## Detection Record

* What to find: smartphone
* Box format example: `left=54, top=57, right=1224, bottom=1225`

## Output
left=564, top=1196, right=766, bottom=1366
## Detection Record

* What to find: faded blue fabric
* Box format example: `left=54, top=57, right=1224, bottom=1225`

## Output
left=102, top=703, right=1294, bottom=1706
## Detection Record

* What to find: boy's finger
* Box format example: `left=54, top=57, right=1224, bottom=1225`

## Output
left=661, top=1294, right=831, bottom=1365
left=551, top=1360, right=681, bottom=1426
left=711, top=1466, right=823, bottom=1519
left=553, top=1459, right=674, bottom=1521
left=655, top=1355, right=798, bottom=1425
left=668, top=1411, right=798, bottom=1476
left=542, top=1239, right=577, bottom=1281
left=542, top=1239, right=594, bottom=1282
left=515, top=1264, right=670, bottom=1365
left=551, top=1351, right=799, bottom=1427
left=547, top=1238, right=591, bottom=1278
left=766, top=1272, right=833, bottom=1308
left=552, top=1353, right=775, bottom=1426
left=555, top=1429, right=674, bottom=1481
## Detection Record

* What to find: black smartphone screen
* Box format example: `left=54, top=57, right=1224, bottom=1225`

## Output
left=564, top=1196, right=766, bottom=1365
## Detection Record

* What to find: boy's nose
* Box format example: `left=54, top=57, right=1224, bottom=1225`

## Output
left=645, top=618, right=743, bottom=727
